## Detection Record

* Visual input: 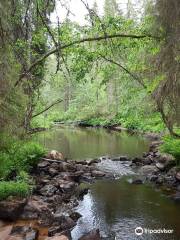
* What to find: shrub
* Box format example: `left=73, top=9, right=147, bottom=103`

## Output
left=0, top=181, right=30, bottom=200
left=0, top=141, right=45, bottom=180
left=160, top=136, right=180, bottom=165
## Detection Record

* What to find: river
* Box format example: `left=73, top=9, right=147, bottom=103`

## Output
left=36, top=126, right=180, bottom=240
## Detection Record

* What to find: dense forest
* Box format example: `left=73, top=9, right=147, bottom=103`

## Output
left=0, top=0, right=180, bottom=239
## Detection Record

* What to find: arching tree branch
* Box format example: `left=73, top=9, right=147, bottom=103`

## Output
left=32, top=98, right=63, bottom=118
left=100, top=54, right=147, bottom=88
left=15, top=32, right=159, bottom=86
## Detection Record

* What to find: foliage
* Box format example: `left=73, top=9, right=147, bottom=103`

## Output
left=0, top=181, right=30, bottom=200
left=160, top=136, right=180, bottom=165
left=0, top=137, right=45, bottom=180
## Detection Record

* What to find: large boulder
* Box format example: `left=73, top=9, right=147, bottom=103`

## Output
left=139, top=165, right=159, bottom=175
left=0, top=198, right=27, bottom=221
left=47, top=150, right=64, bottom=161
left=20, top=197, right=49, bottom=220
left=79, top=229, right=101, bottom=240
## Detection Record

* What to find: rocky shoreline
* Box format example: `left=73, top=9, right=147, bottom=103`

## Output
left=131, top=141, right=180, bottom=200
left=0, top=141, right=179, bottom=240
left=0, top=151, right=110, bottom=240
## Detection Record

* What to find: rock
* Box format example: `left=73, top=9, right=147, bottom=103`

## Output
left=167, top=167, right=177, bottom=176
left=132, top=157, right=143, bottom=165
left=60, top=171, right=83, bottom=182
left=149, top=141, right=162, bottom=150
left=79, top=229, right=101, bottom=240
left=48, top=216, right=76, bottom=236
left=158, top=154, right=174, bottom=163
left=156, top=162, right=165, bottom=171
left=20, top=197, right=49, bottom=220
left=86, top=159, right=100, bottom=165
left=60, top=216, right=76, bottom=230
left=69, top=212, right=82, bottom=221
left=0, top=226, right=13, bottom=240
left=149, top=175, right=158, bottom=182
left=10, top=226, right=38, bottom=240
left=80, top=173, right=93, bottom=183
left=91, top=170, right=105, bottom=178
left=39, top=184, right=57, bottom=197
left=48, top=226, right=62, bottom=237
left=39, top=178, right=50, bottom=185
left=175, top=171, right=180, bottom=181
left=77, top=188, right=89, bottom=200
left=145, top=133, right=160, bottom=141
left=49, top=168, right=59, bottom=177
left=112, top=156, right=129, bottom=161
left=142, top=158, right=152, bottom=165
left=0, top=198, right=27, bottom=221
left=59, top=181, right=76, bottom=192
left=99, top=156, right=110, bottom=161
left=155, top=176, right=164, bottom=185
left=38, top=161, right=50, bottom=168
left=172, top=192, right=180, bottom=202
left=47, top=150, right=64, bottom=161
left=139, top=165, right=159, bottom=175
left=164, top=175, right=175, bottom=185
left=46, top=236, right=69, bottom=240
left=61, top=162, right=76, bottom=172
left=132, top=179, right=143, bottom=184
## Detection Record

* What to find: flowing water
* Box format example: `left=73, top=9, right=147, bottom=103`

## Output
left=36, top=126, right=180, bottom=240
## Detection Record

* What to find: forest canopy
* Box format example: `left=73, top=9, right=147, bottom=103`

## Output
left=0, top=0, right=179, bottom=137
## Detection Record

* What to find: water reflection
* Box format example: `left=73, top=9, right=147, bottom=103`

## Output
left=72, top=178, right=180, bottom=240
left=35, top=126, right=180, bottom=240
left=36, top=126, right=149, bottom=160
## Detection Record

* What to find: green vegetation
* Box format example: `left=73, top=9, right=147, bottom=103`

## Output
left=0, top=139, right=45, bottom=180
left=0, top=0, right=179, bottom=198
left=65, top=112, right=165, bottom=133
left=160, top=136, right=180, bottom=165
left=0, top=136, right=45, bottom=200
left=0, top=181, right=30, bottom=201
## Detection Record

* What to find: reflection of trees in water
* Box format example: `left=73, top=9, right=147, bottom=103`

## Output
left=36, top=127, right=149, bottom=159
left=90, top=179, right=180, bottom=237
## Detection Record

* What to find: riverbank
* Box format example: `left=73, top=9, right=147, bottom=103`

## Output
left=54, top=113, right=166, bottom=137
left=54, top=118, right=163, bottom=142
left=0, top=127, right=180, bottom=240
left=131, top=141, right=180, bottom=196
left=0, top=151, right=111, bottom=240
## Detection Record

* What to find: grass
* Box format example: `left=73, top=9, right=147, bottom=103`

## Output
left=160, top=136, right=180, bottom=165
left=0, top=140, right=46, bottom=180
left=0, top=135, right=45, bottom=200
left=0, top=181, right=30, bottom=200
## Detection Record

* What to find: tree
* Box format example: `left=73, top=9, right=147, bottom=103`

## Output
left=153, top=0, right=180, bottom=136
